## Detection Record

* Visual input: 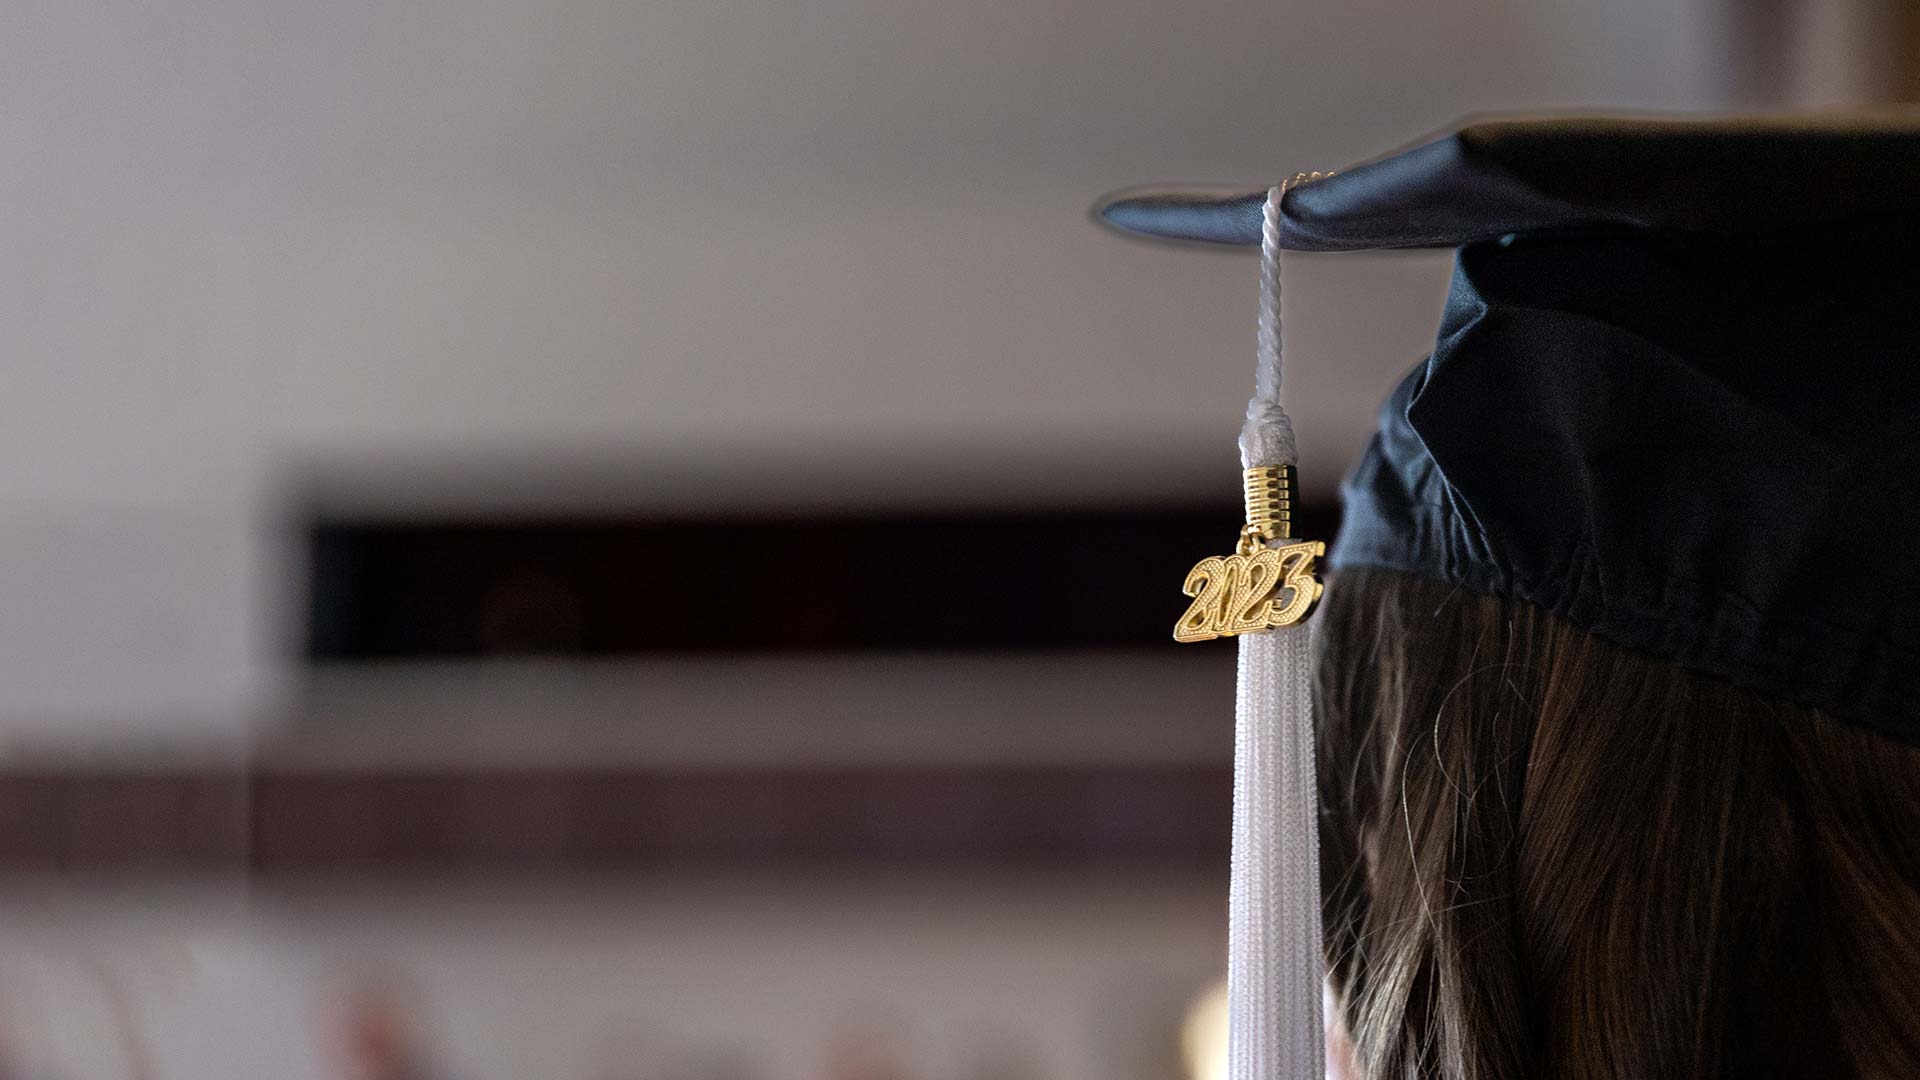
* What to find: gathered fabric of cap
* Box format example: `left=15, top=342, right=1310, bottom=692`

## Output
left=1099, top=111, right=1920, bottom=744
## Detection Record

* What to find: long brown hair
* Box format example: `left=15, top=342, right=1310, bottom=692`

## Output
left=1316, top=568, right=1920, bottom=1079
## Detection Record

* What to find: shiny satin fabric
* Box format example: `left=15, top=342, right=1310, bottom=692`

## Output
left=1097, top=111, right=1920, bottom=250
left=1332, top=221, right=1920, bottom=741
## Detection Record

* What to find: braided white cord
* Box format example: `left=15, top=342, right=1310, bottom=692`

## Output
left=1227, top=181, right=1325, bottom=1080
left=1241, top=177, right=1312, bottom=471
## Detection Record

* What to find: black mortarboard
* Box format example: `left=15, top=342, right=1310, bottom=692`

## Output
left=1100, top=112, right=1920, bottom=745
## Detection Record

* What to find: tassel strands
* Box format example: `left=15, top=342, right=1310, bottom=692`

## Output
left=1226, top=177, right=1327, bottom=1080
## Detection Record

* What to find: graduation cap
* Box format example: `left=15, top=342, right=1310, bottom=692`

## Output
left=1094, top=112, right=1920, bottom=1079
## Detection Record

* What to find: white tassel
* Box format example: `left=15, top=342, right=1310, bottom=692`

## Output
left=1226, top=182, right=1325, bottom=1080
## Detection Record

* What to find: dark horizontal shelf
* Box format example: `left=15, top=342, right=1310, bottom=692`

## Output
left=0, top=765, right=1230, bottom=875
left=308, top=503, right=1339, bottom=657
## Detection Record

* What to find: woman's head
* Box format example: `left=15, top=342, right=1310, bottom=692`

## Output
left=1316, top=568, right=1920, bottom=1079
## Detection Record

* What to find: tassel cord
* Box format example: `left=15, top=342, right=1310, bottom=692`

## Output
left=1225, top=180, right=1326, bottom=1080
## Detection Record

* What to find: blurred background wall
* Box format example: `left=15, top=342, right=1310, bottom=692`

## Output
left=0, top=0, right=1794, bottom=744
left=0, top=1, right=1911, bottom=1077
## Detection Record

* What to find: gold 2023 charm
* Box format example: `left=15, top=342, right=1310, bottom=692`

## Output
left=1173, top=464, right=1324, bottom=642
left=1173, top=541, right=1324, bottom=641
